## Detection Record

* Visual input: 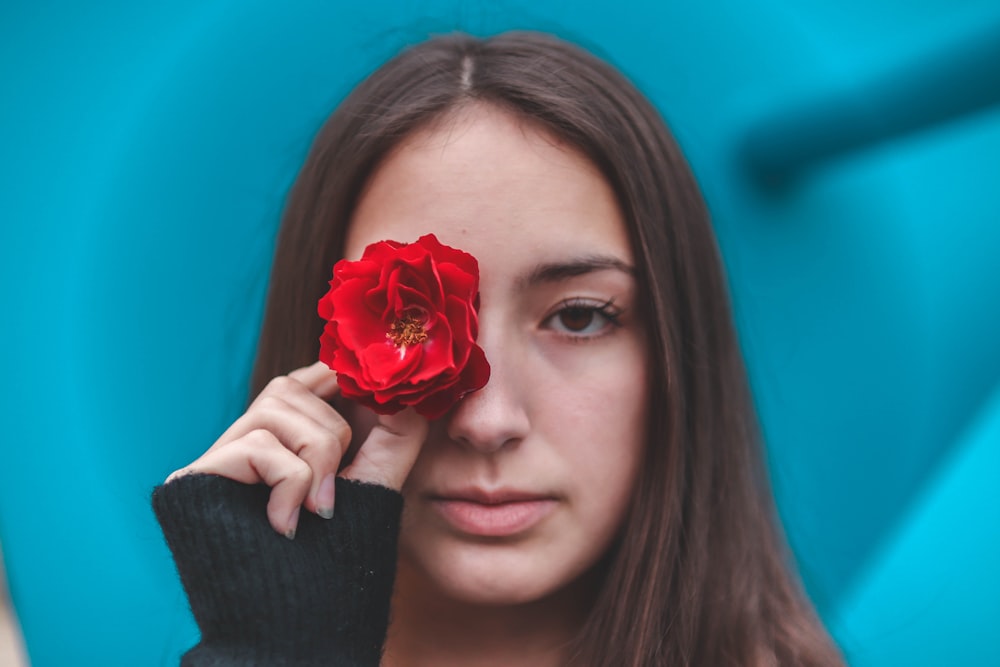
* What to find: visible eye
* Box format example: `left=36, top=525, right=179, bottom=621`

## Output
left=543, top=298, right=622, bottom=339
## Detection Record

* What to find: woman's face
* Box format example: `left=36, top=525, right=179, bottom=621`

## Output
left=345, top=105, right=649, bottom=607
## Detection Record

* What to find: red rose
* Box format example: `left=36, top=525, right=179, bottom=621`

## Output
left=318, top=234, right=491, bottom=419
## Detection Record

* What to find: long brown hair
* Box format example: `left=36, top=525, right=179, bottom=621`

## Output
left=251, top=31, right=843, bottom=667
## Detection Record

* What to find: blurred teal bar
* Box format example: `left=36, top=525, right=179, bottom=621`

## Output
left=829, top=380, right=1000, bottom=666
left=743, top=22, right=1000, bottom=179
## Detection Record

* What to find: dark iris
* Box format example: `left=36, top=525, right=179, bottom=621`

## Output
left=559, top=307, right=595, bottom=332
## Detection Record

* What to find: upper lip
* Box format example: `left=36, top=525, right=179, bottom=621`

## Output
left=429, top=487, right=554, bottom=504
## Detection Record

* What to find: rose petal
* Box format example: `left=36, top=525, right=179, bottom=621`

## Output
left=331, top=279, right=386, bottom=350
left=357, top=340, right=423, bottom=389
left=437, top=262, right=477, bottom=299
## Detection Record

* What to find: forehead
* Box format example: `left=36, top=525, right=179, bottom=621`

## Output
left=345, top=105, right=632, bottom=273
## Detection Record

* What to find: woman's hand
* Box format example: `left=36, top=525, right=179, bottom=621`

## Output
left=166, top=361, right=428, bottom=539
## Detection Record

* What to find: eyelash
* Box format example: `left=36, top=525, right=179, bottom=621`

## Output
left=542, top=297, right=623, bottom=341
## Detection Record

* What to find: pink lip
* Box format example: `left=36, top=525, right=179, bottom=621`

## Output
left=430, top=488, right=557, bottom=537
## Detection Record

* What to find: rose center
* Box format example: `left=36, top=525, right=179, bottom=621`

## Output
left=386, top=314, right=428, bottom=348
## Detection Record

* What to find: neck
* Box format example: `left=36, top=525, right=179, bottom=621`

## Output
left=382, top=558, right=599, bottom=667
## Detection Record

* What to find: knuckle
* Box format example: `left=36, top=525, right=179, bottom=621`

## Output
left=245, top=428, right=279, bottom=451
left=295, top=435, right=334, bottom=460
left=265, top=375, right=298, bottom=395
left=253, top=395, right=288, bottom=415
left=295, top=432, right=336, bottom=461
left=331, top=419, right=353, bottom=448
left=286, top=459, right=313, bottom=485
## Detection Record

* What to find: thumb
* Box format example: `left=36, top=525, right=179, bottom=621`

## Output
left=339, top=408, right=428, bottom=490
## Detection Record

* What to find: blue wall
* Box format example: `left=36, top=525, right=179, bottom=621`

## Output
left=2, top=2, right=998, bottom=664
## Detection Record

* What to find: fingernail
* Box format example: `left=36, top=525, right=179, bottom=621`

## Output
left=285, top=506, right=300, bottom=540
left=316, top=473, right=336, bottom=519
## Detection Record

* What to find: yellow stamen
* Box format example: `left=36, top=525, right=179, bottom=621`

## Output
left=386, top=314, right=428, bottom=348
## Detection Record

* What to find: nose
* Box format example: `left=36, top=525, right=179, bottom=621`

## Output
left=445, top=324, right=530, bottom=453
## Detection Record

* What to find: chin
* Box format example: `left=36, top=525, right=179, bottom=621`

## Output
left=398, top=537, right=596, bottom=607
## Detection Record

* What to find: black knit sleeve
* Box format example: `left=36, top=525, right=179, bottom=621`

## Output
left=152, top=474, right=402, bottom=667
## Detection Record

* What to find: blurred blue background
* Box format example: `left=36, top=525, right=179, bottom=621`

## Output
left=2, top=1, right=998, bottom=665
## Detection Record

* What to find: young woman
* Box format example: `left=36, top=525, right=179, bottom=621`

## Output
left=153, top=31, right=844, bottom=666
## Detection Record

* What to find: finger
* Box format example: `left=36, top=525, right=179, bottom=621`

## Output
left=287, top=361, right=341, bottom=399
left=206, top=398, right=349, bottom=517
left=254, top=391, right=352, bottom=518
left=247, top=377, right=352, bottom=446
left=340, top=408, right=428, bottom=490
left=184, top=429, right=314, bottom=538
left=246, top=397, right=349, bottom=517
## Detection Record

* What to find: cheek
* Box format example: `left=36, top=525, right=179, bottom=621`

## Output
left=537, top=344, right=650, bottom=511
left=536, top=339, right=649, bottom=449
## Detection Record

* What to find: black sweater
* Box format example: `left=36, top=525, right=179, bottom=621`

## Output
left=152, top=474, right=403, bottom=666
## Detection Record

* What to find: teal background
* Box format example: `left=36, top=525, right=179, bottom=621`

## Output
left=2, top=1, right=999, bottom=665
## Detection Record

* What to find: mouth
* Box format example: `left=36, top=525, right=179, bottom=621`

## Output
left=428, top=488, right=558, bottom=537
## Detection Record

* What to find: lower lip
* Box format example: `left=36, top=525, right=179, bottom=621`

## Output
left=432, top=499, right=557, bottom=537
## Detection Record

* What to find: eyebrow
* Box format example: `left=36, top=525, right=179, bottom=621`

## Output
left=517, top=254, right=637, bottom=290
